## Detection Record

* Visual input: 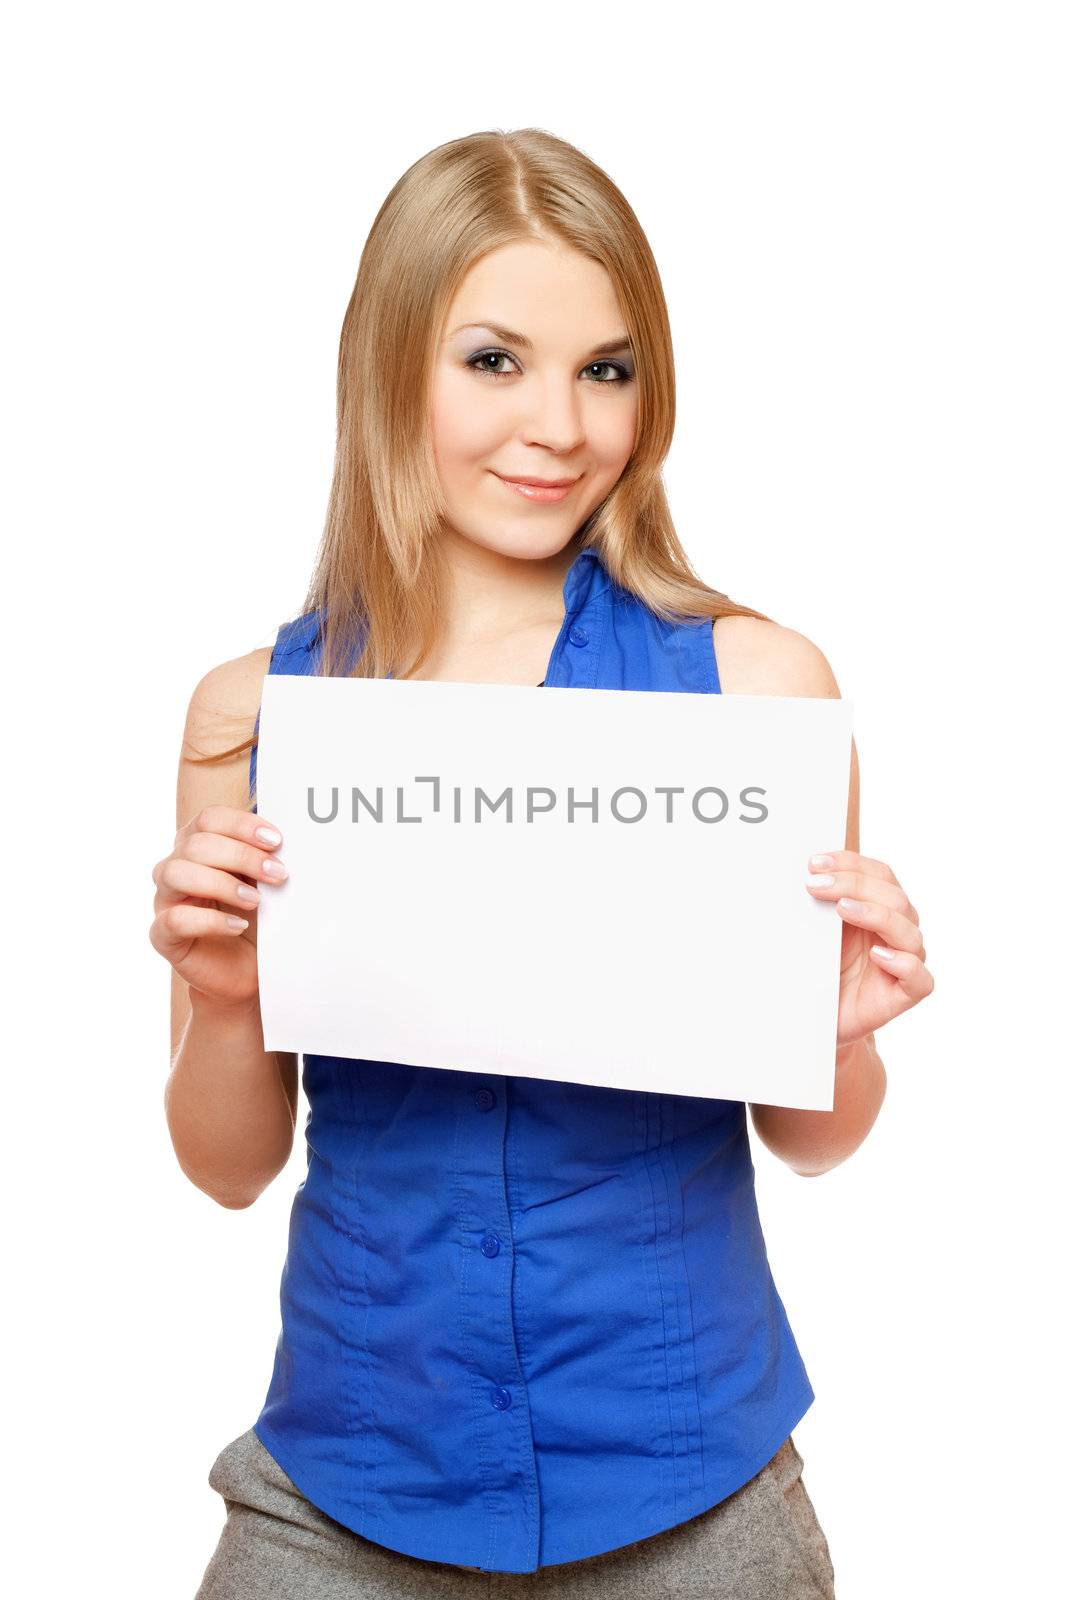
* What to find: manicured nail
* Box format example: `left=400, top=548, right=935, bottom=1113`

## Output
left=809, top=854, right=834, bottom=869
left=871, top=945, right=895, bottom=960
left=838, top=897, right=864, bottom=910
left=262, top=857, right=288, bottom=879
left=226, top=915, right=249, bottom=930
left=236, top=884, right=260, bottom=903
left=256, top=826, right=282, bottom=846
left=807, top=873, right=835, bottom=887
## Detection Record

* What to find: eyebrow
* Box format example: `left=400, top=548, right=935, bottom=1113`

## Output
left=448, top=321, right=632, bottom=358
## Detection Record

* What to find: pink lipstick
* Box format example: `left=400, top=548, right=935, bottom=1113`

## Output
left=492, top=472, right=579, bottom=504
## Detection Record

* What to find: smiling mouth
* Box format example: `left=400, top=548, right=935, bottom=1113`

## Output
left=492, top=472, right=580, bottom=503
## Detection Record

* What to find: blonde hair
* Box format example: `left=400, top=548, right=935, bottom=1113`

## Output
left=192, top=127, right=773, bottom=796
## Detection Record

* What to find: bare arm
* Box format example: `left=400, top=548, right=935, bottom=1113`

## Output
left=161, top=649, right=300, bottom=1208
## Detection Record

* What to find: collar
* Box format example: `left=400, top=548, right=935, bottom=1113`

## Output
left=561, top=542, right=616, bottom=618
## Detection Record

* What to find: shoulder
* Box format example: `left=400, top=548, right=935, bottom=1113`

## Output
left=711, top=615, right=841, bottom=698
left=181, top=645, right=273, bottom=757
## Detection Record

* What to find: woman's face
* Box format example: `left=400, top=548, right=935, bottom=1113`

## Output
left=430, top=241, right=639, bottom=563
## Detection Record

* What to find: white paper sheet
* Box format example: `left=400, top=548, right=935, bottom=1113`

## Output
left=255, top=677, right=853, bottom=1110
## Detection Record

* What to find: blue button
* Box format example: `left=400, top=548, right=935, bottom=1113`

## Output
left=472, top=1087, right=496, bottom=1112
left=568, top=624, right=589, bottom=647
left=491, top=1386, right=512, bottom=1410
left=481, top=1233, right=501, bottom=1257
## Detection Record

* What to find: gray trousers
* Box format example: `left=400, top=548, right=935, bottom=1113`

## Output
left=195, top=1427, right=835, bottom=1598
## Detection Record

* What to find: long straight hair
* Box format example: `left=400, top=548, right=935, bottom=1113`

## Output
left=191, top=127, right=773, bottom=798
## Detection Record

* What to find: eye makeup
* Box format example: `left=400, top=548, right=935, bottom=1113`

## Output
left=465, top=349, right=634, bottom=384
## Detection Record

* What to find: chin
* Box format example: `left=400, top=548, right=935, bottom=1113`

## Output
left=452, top=523, right=576, bottom=564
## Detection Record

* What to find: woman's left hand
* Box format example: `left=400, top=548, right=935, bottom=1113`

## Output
left=805, top=849, right=935, bottom=1049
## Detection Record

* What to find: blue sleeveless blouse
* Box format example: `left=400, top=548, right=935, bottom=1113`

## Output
left=246, top=544, right=814, bottom=1574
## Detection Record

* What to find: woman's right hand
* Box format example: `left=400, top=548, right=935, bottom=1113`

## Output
left=149, top=805, right=289, bottom=1010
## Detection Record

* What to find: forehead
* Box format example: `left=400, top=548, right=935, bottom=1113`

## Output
left=445, top=241, right=625, bottom=342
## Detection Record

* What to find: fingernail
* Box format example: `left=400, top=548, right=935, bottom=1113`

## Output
left=871, top=945, right=895, bottom=960
left=262, top=857, right=288, bottom=879
left=809, top=854, right=834, bottom=869
left=838, top=897, right=864, bottom=910
left=806, top=873, right=835, bottom=887
left=226, top=915, right=249, bottom=930
left=256, top=826, right=282, bottom=846
left=236, top=884, right=260, bottom=903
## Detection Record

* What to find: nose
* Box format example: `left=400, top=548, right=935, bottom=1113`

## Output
left=518, top=375, right=586, bottom=455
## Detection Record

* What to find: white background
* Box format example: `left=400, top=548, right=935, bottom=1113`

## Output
left=5, top=3, right=1063, bottom=1594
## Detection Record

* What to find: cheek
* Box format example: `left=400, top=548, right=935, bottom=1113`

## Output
left=432, top=368, right=508, bottom=468
left=587, top=401, right=638, bottom=474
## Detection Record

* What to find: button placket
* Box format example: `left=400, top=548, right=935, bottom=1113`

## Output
left=455, top=1077, right=540, bottom=1569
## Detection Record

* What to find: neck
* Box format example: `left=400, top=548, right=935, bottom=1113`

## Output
left=432, top=528, right=583, bottom=648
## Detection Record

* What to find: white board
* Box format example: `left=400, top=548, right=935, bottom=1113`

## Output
left=256, top=676, right=853, bottom=1109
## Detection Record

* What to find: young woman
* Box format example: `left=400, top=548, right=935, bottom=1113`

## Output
left=154, top=129, right=933, bottom=1598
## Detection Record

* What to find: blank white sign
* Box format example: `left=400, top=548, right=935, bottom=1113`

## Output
left=255, top=677, right=853, bottom=1110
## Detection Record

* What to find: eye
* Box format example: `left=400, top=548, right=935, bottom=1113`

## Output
left=585, top=360, right=632, bottom=384
left=465, top=350, right=634, bottom=385
left=466, top=350, right=520, bottom=380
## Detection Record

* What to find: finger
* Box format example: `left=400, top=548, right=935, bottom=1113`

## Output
left=835, top=896, right=926, bottom=959
left=807, top=849, right=902, bottom=891
left=869, top=946, right=936, bottom=1001
left=174, top=831, right=289, bottom=887
left=149, top=903, right=249, bottom=958
left=175, top=804, right=284, bottom=854
left=154, top=856, right=263, bottom=914
left=805, top=866, right=918, bottom=925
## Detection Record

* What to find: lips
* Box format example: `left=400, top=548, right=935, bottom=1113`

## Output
left=493, top=471, right=579, bottom=504
left=496, top=474, right=578, bottom=488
